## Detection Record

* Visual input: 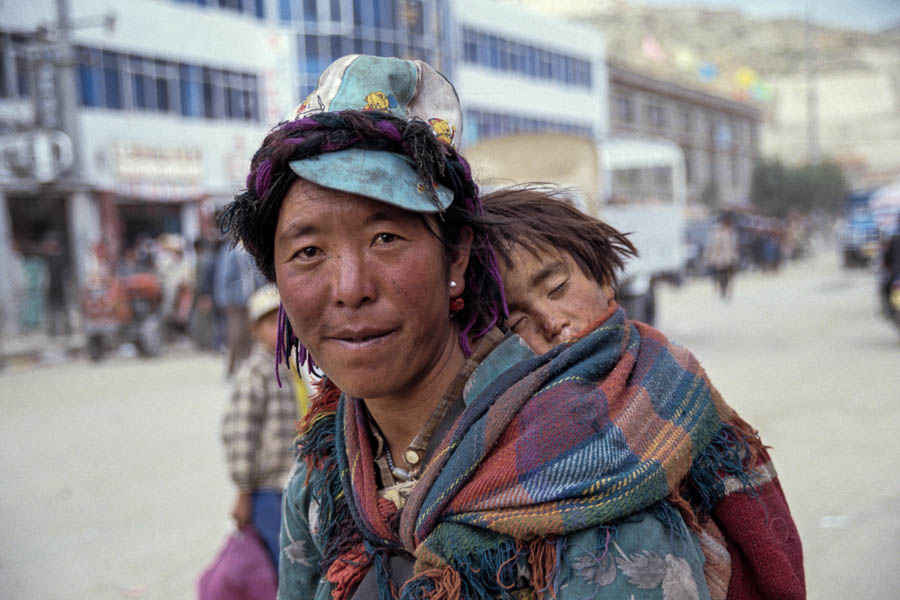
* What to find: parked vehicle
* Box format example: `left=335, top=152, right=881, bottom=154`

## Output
left=464, top=133, right=687, bottom=325
left=81, top=272, right=164, bottom=360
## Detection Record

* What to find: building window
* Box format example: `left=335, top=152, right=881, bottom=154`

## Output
left=646, top=101, right=665, bottom=130
left=459, top=26, right=592, bottom=89
left=279, top=0, right=292, bottom=22
left=0, top=33, right=10, bottom=98
left=465, top=108, right=592, bottom=143
left=174, top=0, right=264, bottom=19
left=132, top=56, right=155, bottom=110
left=179, top=63, right=203, bottom=117
left=614, top=94, right=635, bottom=124
left=683, top=149, right=693, bottom=184
left=303, top=0, right=317, bottom=21
left=73, top=45, right=258, bottom=121
left=77, top=47, right=102, bottom=107
left=679, top=107, right=691, bottom=133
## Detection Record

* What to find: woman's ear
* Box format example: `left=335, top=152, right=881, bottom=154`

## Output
left=449, top=227, right=474, bottom=296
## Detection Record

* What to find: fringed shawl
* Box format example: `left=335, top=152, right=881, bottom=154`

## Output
left=295, top=304, right=768, bottom=599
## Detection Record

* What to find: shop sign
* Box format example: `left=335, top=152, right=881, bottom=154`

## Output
left=31, top=47, right=63, bottom=130
left=1, top=130, right=74, bottom=183
left=112, top=143, right=204, bottom=184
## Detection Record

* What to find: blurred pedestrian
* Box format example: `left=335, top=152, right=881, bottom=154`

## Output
left=213, top=242, right=265, bottom=376
left=705, top=213, right=740, bottom=299
left=880, top=214, right=900, bottom=316
left=190, top=237, right=218, bottom=351
left=156, top=234, right=194, bottom=337
left=41, top=232, right=70, bottom=336
left=21, top=252, right=48, bottom=333
left=221, top=284, right=299, bottom=572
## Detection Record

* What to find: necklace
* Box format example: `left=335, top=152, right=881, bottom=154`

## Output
left=384, top=445, right=414, bottom=481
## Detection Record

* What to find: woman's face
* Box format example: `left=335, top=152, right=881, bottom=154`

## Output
left=273, top=179, right=470, bottom=402
left=500, top=244, right=611, bottom=354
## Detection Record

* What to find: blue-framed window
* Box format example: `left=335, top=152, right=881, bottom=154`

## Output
left=465, top=108, right=593, bottom=143
left=279, top=0, right=292, bottom=22
left=77, top=47, right=102, bottom=107
left=179, top=63, right=203, bottom=117
left=74, top=45, right=259, bottom=121
left=289, top=0, right=438, bottom=99
left=174, top=0, right=264, bottom=19
left=303, top=0, right=317, bottom=21
left=460, top=27, right=592, bottom=89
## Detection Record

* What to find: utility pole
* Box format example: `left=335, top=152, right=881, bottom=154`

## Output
left=804, top=3, right=821, bottom=165
left=55, top=0, right=82, bottom=181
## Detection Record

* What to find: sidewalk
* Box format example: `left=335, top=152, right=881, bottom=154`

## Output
left=0, top=331, right=87, bottom=368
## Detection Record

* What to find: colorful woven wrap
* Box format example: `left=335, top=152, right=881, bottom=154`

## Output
left=295, top=304, right=800, bottom=599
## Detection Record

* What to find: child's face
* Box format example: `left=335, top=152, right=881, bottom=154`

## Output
left=500, top=244, right=611, bottom=354
left=252, top=311, right=280, bottom=351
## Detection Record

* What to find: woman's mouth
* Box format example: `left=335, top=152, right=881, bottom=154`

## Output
left=329, top=329, right=396, bottom=349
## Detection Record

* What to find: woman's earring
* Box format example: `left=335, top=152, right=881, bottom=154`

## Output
left=450, top=280, right=457, bottom=288
left=449, top=296, right=465, bottom=315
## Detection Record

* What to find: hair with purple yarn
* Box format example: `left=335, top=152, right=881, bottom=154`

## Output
left=221, top=109, right=507, bottom=369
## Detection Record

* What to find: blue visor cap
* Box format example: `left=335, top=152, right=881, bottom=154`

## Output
left=288, top=148, right=453, bottom=213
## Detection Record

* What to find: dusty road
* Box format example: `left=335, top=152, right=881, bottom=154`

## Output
left=657, top=253, right=900, bottom=599
left=1, top=251, right=897, bottom=598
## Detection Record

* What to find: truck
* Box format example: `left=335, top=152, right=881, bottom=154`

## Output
left=463, top=133, right=687, bottom=324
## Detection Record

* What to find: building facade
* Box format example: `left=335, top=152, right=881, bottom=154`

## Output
left=449, top=0, right=607, bottom=146
left=0, top=0, right=294, bottom=337
left=608, top=62, right=761, bottom=207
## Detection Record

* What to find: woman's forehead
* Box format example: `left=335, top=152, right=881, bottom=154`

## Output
left=278, top=179, right=423, bottom=231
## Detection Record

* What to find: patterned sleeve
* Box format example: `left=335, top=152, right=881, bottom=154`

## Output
left=221, top=365, right=265, bottom=492
left=278, top=458, right=328, bottom=600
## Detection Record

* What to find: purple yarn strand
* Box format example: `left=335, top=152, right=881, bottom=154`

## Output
left=375, top=119, right=402, bottom=141
left=274, top=303, right=286, bottom=387
left=255, top=159, right=273, bottom=198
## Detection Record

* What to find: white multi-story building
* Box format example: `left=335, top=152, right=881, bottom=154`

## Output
left=0, top=0, right=294, bottom=336
left=449, top=0, right=607, bottom=146
left=0, top=0, right=607, bottom=337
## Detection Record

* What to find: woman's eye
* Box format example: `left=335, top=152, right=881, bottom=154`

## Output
left=375, top=232, right=397, bottom=244
left=297, top=246, right=319, bottom=259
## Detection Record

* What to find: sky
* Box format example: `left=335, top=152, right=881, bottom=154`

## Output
left=631, top=0, right=900, bottom=32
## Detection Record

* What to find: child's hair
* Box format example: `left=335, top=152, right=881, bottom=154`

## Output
left=481, top=184, right=637, bottom=289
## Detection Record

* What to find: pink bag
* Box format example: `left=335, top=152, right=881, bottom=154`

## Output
left=197, top=526, right=277, bottom=600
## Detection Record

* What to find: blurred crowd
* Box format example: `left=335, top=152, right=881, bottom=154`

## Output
left=685, top=211, right=816, bottom=277
left=7, top=229, right=273, bottom=374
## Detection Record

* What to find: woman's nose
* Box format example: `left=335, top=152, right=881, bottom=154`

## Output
left=333, top=253, right=376, bottom=308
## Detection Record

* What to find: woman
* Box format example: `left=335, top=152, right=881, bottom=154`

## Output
left=224, top=55, right=795, bottom=600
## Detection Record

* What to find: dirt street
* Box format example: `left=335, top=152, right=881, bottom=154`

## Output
left=0, top=251, right=897, bottom=599
left=657, top=253, right=900, bottom=599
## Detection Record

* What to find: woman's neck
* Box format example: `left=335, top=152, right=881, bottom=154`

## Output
left=363, top=333, right=466, bottom=469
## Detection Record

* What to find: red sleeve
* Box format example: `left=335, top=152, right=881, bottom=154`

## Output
left=714, top=454, right=805, bottom=600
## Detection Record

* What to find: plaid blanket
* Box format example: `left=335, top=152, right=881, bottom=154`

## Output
left=297, top=304, right=804, bottom=599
